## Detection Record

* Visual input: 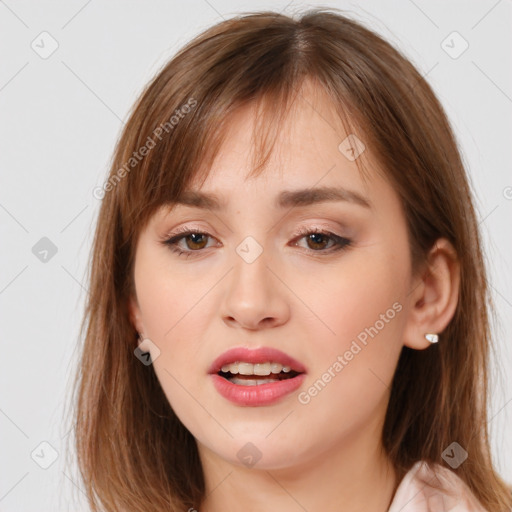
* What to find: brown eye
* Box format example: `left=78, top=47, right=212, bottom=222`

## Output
left=182, top=233, right=208, bottom=250
left=162, top=230, right=215, bottom=257
left=304, top=232, right=330, bottom=250
left=162, top=227, right=352, bottom=259
left=294, top=228, right=352, bottom=254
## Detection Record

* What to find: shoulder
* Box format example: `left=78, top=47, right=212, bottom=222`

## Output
left=388, top=460, right=488, bottom=512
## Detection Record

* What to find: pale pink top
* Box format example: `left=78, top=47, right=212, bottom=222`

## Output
left=388, top=461, right=489, bottom=512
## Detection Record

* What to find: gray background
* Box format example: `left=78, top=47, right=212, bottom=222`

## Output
left=1, top=1, right=511, bottom=510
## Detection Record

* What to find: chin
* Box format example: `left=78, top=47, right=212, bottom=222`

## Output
left=206, top=434, right=309, bottom=471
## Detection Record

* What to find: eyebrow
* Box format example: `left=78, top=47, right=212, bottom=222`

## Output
left=173, top=186, right=372, bottom=211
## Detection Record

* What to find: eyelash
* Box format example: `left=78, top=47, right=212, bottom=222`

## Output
left=160, top=226, right=352, bottom=258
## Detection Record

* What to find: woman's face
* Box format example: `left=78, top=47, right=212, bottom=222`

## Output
left=129, top=82, right=415, bottom=472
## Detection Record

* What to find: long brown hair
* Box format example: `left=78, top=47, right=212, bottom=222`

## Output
left=66, top=8, right=512, bottom=511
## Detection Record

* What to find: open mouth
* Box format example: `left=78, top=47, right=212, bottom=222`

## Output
left=209, top=351, right=307, bottom=405
left=208, top=347, right=307, bottom=404
left=218, top=369, right=302, bottom=386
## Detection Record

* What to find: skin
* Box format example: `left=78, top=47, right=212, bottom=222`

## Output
left=129, top=79, right=460, bottom=512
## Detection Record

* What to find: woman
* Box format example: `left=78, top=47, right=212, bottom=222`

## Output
left=70, top=8, right=512, bottom=512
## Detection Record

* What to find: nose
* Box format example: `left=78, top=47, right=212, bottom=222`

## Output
left=220, top=247, right=290, bottom=331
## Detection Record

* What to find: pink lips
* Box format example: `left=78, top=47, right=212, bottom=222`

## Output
left=208, top=346, right=307, bottom=374
left=208, top=346, right=307, bottom=407
left=210, top=373, right=306, bottom=406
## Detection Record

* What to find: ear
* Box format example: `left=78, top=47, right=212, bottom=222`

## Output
left=402, top=238, right=460, bottom=350
left=128, top=295, right=151, bottom=351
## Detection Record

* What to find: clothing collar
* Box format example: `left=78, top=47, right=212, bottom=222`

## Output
left=388, top=460, right=487, bottom=511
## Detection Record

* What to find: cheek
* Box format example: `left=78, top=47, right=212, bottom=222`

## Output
left=133, top=252, right=218, bottom=399
left=134, top=256, right=215, bottom=425
left=307, top=250, right=406, bottom=345
left=291, top=250, right=407, bottom=441
left=297, top=239, right=409, bottom=393
left=134, top=246, right=210, bottom=341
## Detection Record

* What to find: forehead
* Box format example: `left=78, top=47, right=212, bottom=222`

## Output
left=148, top=78, right=398, bottom=228
left=185, top=80, right=380, bottom=202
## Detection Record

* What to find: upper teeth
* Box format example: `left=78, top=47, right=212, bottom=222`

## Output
left=220, top=362, right=292, bottom=375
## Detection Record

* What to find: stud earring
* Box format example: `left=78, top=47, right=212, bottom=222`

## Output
left=425, top=333, right=439, bottom=343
